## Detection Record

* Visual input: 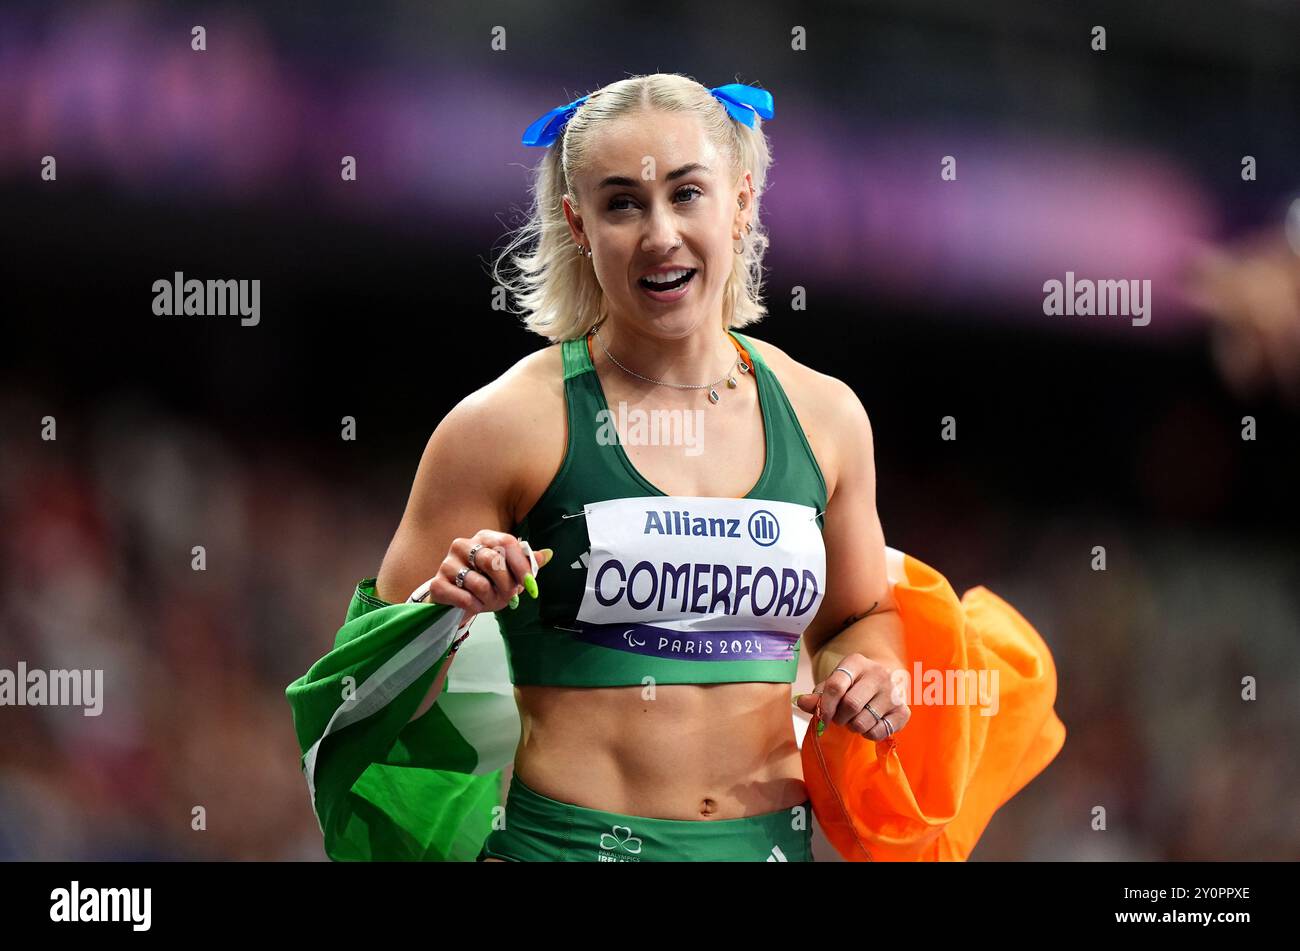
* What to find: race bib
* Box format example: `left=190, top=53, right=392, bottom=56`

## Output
left=573, top=496, right=827, bottom=661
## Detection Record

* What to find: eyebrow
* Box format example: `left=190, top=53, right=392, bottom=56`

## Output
left=597, top=163, right=712, bottom=190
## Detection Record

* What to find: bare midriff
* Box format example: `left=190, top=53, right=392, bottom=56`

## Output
left=509, top=680, right=807, bottom=819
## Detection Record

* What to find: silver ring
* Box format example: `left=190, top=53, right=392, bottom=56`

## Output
left=468, top=543, right=484, bottom=569
left=455, top=566, right=471, bottom=588
left=832, top=666, right=854, bottom=686
left=864, top=703, right=882, bottom=723
left=881, top=716, right=893, bottom=738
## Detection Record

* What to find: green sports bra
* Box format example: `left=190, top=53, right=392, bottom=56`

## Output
left=493, top=330, right=830, bottom=687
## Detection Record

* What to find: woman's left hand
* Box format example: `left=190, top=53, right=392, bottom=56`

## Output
left=794, top=653, right=911, bottom=741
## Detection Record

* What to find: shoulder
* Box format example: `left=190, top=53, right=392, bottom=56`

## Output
left=433, top=341, right=567, bottom=473
left=742, top=334, right=859, bottom=407
left=433, top=341, right=568, bottom=523
left=442, top=341, right=565, bottom=434
left=374, top=342, right=566, bottom=601
left=739, top=334, right=874, bottom=497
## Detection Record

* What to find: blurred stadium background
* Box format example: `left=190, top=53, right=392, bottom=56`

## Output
left=1, top=0, right=1298, bottom=860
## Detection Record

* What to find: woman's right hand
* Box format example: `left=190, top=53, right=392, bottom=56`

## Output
left=413, top=530, right=553, bottom=615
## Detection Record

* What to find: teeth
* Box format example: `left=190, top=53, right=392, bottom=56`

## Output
left=642, top=268, right=691, bottom=285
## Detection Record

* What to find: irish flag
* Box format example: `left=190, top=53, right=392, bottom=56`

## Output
left=285, top=583, right=518, bottom=861
left=285, top=548, right=1065, bottom=861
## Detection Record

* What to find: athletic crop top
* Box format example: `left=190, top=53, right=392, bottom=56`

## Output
left=493, top=329, right=830, bottom=687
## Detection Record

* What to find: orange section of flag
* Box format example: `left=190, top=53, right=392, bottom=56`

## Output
left=802, top=552, right=1067, bottom=861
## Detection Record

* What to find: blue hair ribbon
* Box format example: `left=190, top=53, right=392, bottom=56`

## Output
left=521, top=82, right=774, bottom=147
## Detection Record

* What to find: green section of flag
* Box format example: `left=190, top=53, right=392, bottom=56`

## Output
left=285, top=581, right=509, bottom=861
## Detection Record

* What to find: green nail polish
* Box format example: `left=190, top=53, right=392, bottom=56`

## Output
left=524, top=573, right=538, bottom=598
left=509, top=594, right=519, bottom=609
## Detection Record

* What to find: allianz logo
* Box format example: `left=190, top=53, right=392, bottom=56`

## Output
left=642, top=508, right=781, bottom=547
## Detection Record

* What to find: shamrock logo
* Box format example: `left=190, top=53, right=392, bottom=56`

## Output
left=598, top=824, right=643, bottom=854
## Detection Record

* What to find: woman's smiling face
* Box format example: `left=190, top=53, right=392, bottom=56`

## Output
left=565, top=110, right=753, bottom=334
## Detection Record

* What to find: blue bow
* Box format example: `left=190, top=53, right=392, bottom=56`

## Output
left=521, top=83, right=775, bottom=147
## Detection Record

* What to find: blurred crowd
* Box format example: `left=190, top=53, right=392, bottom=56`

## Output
left=0, top=391, right=383, bottom=859
left=1, top=386, right=1295, bottom=861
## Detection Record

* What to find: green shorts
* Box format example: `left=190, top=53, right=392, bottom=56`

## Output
left=476, top=772, right=814, bottom=862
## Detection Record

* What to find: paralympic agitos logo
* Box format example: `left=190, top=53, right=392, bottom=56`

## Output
left=643, top=507, right=781, bottom=547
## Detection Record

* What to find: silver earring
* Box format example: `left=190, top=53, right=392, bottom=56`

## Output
left=736, top=196, right=751, bottom=252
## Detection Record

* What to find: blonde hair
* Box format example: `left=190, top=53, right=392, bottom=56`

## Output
left=489, top=73, right=774, bottom=343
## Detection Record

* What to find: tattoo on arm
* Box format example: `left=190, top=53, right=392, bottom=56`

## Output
left=835, top=601, right=879, bottom=636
